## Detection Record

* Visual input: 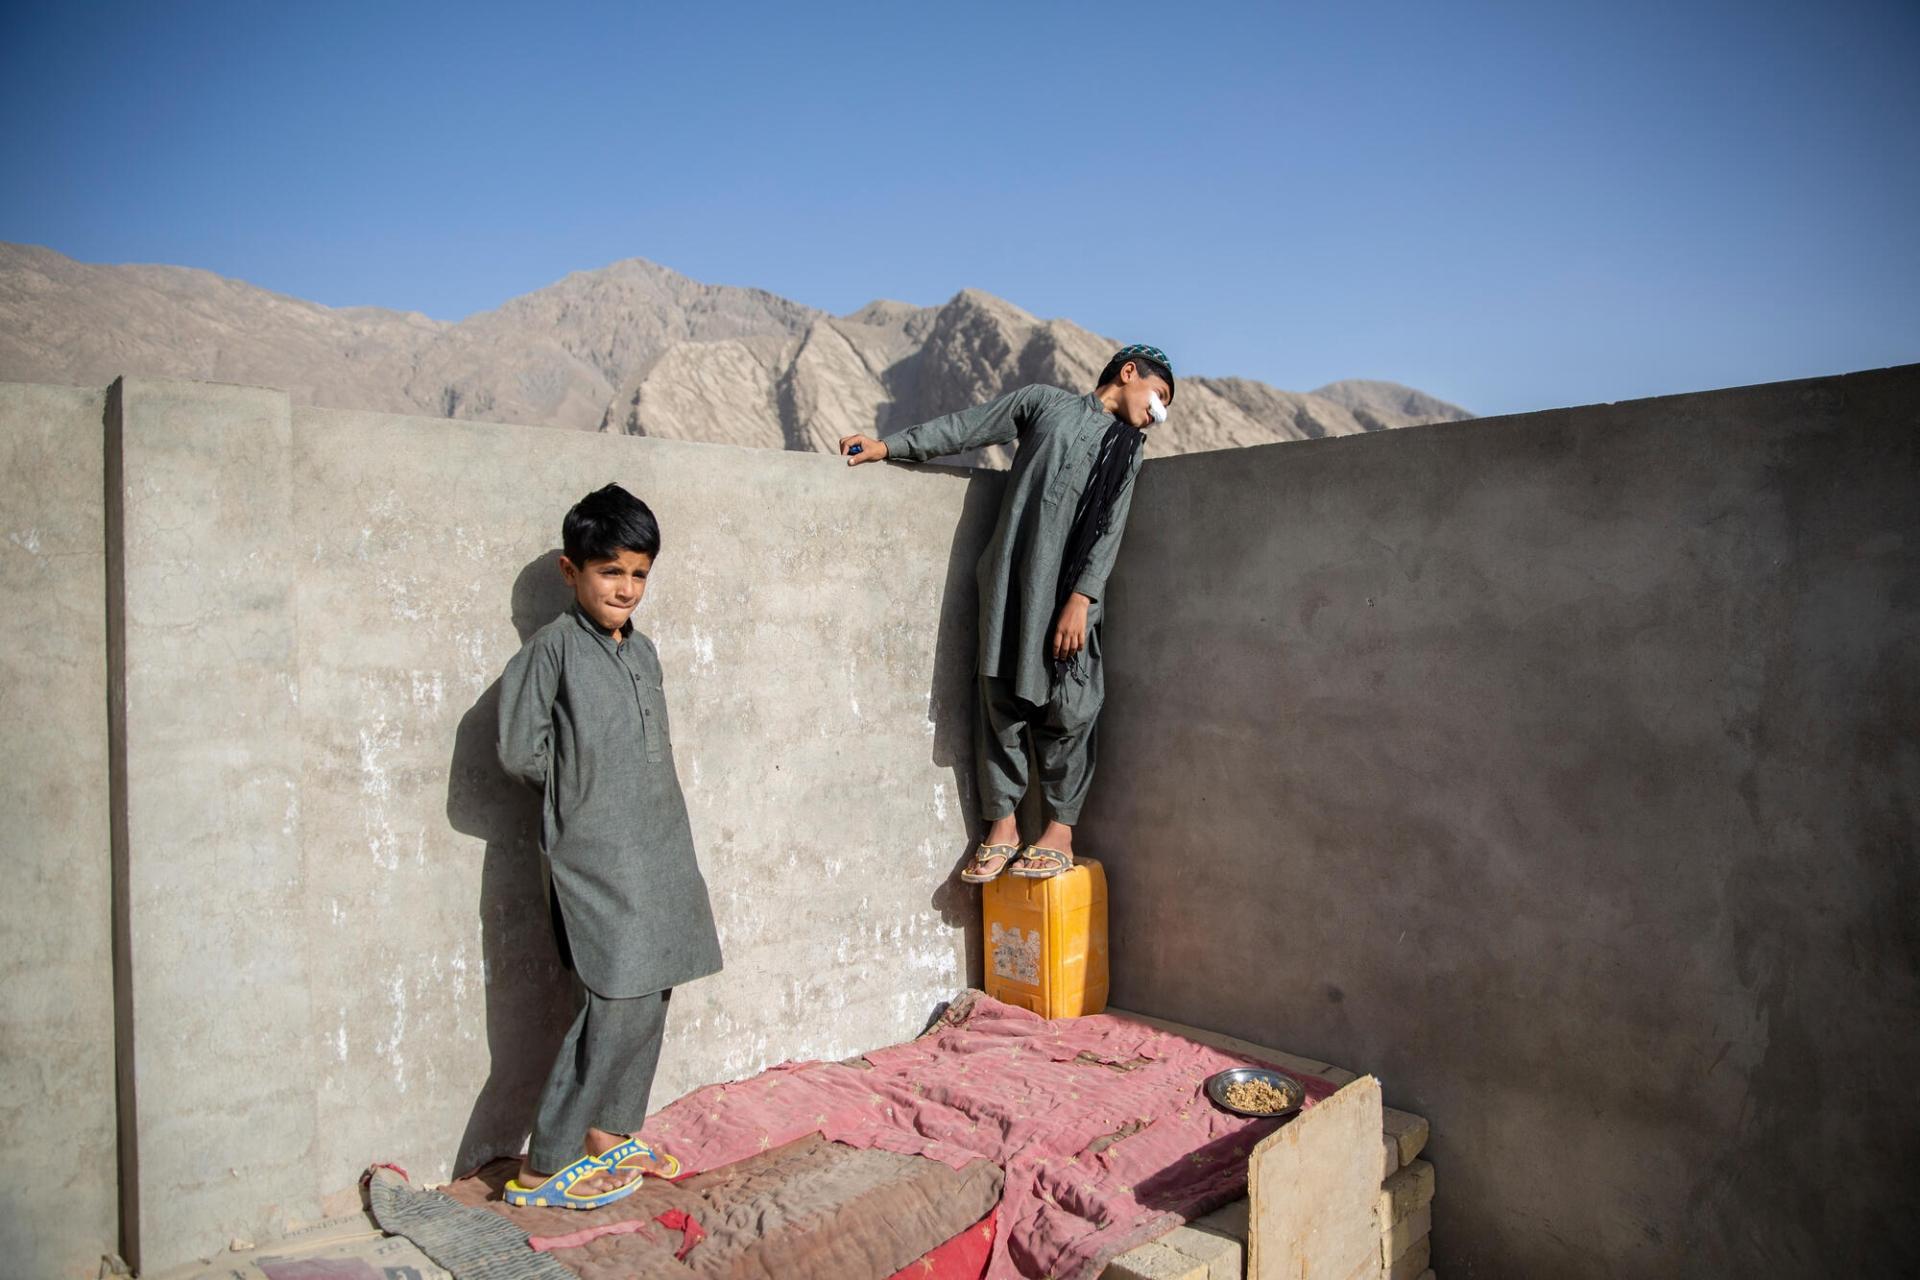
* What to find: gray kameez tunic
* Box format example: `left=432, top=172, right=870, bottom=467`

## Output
left=884, top=384, right=1144, bottom=708
left=497, top=606, right=723, bottom=999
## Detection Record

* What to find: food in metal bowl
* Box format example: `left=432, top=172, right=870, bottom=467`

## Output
left=1205, top=1067, right=1305, bottom=1118
left=1222, top=1077, right=1296, bottom=1114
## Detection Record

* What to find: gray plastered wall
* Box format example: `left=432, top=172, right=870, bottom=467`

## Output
left=4, top=365, right=1916, bottom=1276
left=111, top=379, right=316, bottom=1271
left=0, top=383, right=117, bottom=1278
left=1085, top=364, right=1920, bottom=1277
left=290, top=406, right=998, bottom=1206
left=8, top=379, right=1000, bottom=1276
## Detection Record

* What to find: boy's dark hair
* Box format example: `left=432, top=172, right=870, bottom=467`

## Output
left=563, top=483, right=661, bottom=565
left=1097, top=344, right=1176, bottom=404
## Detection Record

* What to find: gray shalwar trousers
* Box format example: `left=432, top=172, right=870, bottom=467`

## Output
left=527, top=985, right=671, bottom=1172
left=977, top=643, right=1104, bottom=826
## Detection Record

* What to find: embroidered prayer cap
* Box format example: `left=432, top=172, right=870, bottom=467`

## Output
left=1113, top=343, right=1173, bottom=375
left=1110, top=343, right=1175, bottom=402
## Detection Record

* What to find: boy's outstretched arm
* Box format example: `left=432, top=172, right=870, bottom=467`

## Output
left=496, top=638, right=561, bottom=790
left=840, top=384, right=1054, bottom=466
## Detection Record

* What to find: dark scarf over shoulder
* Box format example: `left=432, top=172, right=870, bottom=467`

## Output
left=1052, top=418, right=1144, bottom=679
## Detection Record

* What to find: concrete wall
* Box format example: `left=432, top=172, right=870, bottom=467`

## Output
left=7, top=366, right=1915, bottom=1275
left=110, top=380, right=315, bottom=1272
left=288, top=404, right=998, bottom=1216
left=1087, top=365, right=1920, bottom=1277
left=67, top=379, right=997, bottom=1273
left=0, top=384, right=118, bottom=1277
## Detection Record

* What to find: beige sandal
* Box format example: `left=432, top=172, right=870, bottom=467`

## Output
left=1009, top=845, right=1072, bottom=878
left=960, top=843, right=1019, bottom=883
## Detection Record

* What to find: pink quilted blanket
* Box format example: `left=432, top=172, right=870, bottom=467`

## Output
left=646, top=991, right=1337, bottom=1279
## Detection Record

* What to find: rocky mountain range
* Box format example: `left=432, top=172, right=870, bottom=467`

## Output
left=0, top=242, right=1470, bottom=463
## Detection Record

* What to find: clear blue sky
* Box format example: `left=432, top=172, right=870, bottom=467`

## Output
left=3, top=1, right=1916, bottom=416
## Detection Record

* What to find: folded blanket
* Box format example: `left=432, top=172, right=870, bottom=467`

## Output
left=440, top=1133, right=1002, bottom=1279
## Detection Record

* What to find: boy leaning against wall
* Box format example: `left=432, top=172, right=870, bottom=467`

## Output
left=493, top=483, right=724, bottom=1209
left=839, top=344, right=1173, bottom=883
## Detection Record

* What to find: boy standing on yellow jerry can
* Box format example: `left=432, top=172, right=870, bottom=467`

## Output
left=839, top=345, right=1174, bottom=1012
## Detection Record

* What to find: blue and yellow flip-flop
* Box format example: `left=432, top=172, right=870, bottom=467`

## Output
left=600, top=1135, right=682, bottom=1180
left=502, top=1150, right=641, bottom=1210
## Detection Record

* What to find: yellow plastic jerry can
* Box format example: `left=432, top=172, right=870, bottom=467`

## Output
left=982, top=857, right=1109, bottom=1018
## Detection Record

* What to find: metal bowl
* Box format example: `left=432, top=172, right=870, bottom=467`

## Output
left=1205, top=1067, right=1306, bottom=1119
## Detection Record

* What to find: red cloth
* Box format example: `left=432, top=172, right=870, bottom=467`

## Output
left=655, top=1208, right=705, bottom=1261
left=646, top=993, right=1337, bottom=1280
left=887, top=1207, right=997, bottom=1280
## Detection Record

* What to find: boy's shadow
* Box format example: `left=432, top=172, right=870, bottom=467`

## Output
left=922, top=468, right=1010, bottom=989
left=446, top=550, right=579, bottom=1175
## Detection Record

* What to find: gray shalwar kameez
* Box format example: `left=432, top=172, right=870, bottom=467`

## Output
left=884, top=384, right=1143, bottom=824
left=497, top=605, right=723, bottom=1168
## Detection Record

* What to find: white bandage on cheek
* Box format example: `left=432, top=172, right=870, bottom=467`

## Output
left=1147, top=391, right=1168, bottom=425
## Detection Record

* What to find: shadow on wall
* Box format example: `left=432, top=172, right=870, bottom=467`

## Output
left=444, top=551, right=579, bottom=1174
left=922, top=468, right=1010, bottom=990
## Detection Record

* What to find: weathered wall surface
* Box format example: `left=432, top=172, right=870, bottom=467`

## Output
left=1087, top=365, right=1920, bottom=1277
left=84, top=381, right=994, bottom=1272
left=0, top=384, right=118, bottom=1278
left=289, top=406, right=998, bottom=1208
left=10, top=366, right=1916, bottom=1275
left=110, top=380, right=316, bottom=1272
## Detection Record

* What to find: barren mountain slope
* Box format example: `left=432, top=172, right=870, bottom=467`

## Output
left=2, top=242, right=1469, bottom=458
